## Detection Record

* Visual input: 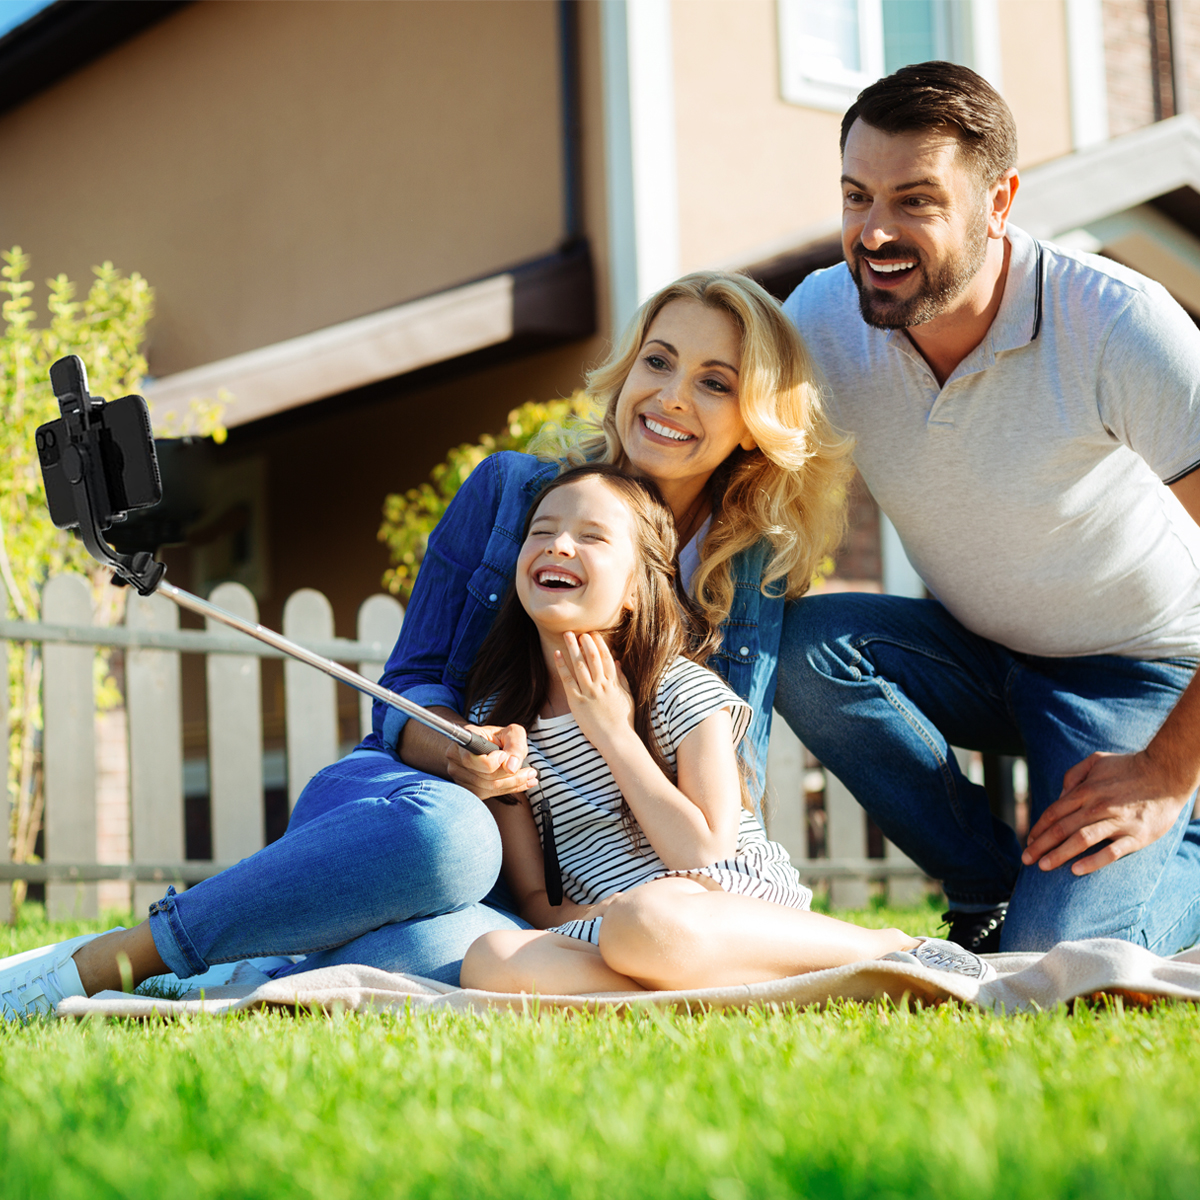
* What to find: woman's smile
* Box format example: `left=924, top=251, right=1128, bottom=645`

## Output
left=615, top=298, right=754, bottom=520
left=640, top=413, right=695, bottom=443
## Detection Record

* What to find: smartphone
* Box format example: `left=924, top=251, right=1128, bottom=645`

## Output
left=35, top=356, right=161, bottom=532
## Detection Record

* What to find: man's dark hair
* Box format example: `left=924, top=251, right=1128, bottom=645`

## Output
left=840, top=60, right=1018, bottom=185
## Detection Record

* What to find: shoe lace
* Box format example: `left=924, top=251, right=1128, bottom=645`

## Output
left=1, top=966, right=61, bottom=1022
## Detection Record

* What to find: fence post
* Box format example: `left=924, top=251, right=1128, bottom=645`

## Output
left=825, top=769, right=870, bottom=909
left=885, top=837, right=925, bottom=906
left=283, top=589, right=338, bottom=809
left=207, top=582, right=265, bottom=862
left=356, top=594, right=404, bottom=740
left=764, top=711, right=807, bottom=863
left=126, top=590, right=185, bottom=914
left=43, top=573, right=98, bottom=919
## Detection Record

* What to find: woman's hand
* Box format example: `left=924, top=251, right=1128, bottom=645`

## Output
left=445, top=722, right=537, bottom=801
left=554, top=632, right=635, bottom=746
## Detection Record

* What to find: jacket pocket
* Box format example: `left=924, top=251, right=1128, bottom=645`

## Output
left=445, top=562, right=510, bottom=686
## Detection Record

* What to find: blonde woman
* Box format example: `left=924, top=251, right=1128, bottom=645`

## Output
left=1, top=272, right=854, bottom=1018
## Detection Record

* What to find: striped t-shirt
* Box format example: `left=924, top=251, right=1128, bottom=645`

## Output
left=472, top=656, right=810, bottom=945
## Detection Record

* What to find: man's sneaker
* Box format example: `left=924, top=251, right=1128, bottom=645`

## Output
left=0, top=933, right=99, bottom=1022
left=940, top=906, right=1006, bottom=954
left=883, top=937, right=998, bottom=983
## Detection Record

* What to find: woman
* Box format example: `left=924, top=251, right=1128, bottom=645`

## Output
left=0, top=271, right=852, bottom=1017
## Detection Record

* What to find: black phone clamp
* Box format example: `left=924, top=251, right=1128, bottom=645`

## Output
left=37, top=355, right=165, bottom=596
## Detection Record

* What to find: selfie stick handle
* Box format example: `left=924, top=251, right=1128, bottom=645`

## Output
left=155, top=580, right=497, bottom=757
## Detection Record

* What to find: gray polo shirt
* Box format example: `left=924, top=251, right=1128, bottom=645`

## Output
left=783, top=223, right=1200, bottom=659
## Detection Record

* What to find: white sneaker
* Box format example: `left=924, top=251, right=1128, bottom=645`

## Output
left=0, top=933, right=101, bottom=1021
left=883, top=936, right=998, bottom=983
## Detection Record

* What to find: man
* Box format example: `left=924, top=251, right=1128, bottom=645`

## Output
left=779, top=60, right=1200, bottom=954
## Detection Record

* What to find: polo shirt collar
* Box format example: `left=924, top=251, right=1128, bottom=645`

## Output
left=987, top=223, right=1042, bottom=354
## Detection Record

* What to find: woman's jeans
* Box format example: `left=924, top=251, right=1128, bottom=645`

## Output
left=775, top=593, right=1200, bottom=954
left=147, top=749, right=530, bottom=986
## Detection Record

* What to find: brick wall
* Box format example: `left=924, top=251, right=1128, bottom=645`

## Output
left=1175, top=0, right=1200, bottom=113
left=1102, top=0, right=1158, bottom=135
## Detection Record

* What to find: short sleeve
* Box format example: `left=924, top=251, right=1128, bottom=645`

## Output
left=1097, top=285, right=1200, bottom=483
left=653, top=658, right=753, bottom=756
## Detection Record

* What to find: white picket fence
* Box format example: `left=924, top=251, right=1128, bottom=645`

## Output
left=1, top=572, right=928, bottom=922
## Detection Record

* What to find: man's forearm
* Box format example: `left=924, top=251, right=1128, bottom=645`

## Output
left=1143, top=663, right=1200, bottom=796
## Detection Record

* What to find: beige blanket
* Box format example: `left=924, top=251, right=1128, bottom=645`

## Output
left=55, top=938, right=1200, bottom=1020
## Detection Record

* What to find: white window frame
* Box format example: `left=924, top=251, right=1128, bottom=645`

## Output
left=778, top=0, right=1001, bottom=113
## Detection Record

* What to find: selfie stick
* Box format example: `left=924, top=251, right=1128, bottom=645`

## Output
left=37, top=356, right=496, bottom=758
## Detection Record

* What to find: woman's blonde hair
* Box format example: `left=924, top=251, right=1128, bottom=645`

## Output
left=557, top=270, right=855, bottom=631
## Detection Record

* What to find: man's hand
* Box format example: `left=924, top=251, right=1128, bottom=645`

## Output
left=445, top=722, right=536, bottom=801
left=1022, top=750, right=1193, bottom=876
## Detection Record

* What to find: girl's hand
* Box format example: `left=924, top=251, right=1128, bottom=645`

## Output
left=445, top=722, right=537, bottom=801
left=555, top=632, right=635, bottom=745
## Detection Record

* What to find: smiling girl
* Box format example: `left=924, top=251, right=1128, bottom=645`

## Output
left=459, top=465, right=995, bottom=994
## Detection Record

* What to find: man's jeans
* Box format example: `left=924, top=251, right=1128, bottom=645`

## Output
left=775, top=593, right=1200, bottom=953
left=147, top=749, right=530, bottom=986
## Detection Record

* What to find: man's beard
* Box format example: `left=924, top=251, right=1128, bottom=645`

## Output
left=849, top=207, right=989, bottom=329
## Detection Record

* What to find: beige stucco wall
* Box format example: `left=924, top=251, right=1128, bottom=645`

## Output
left=671, top=0, right=1076, bottom=273
left=997, top=0, right=1074, bottom=168
left=672, top=0, right=844, bottom=273
left=0, top=0, right=566, bottom=377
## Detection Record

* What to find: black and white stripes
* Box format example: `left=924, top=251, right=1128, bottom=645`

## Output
left=475, top=657, right=811, bottom=947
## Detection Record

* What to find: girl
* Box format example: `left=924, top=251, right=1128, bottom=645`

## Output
left=459, top=464, right=994, bottom=994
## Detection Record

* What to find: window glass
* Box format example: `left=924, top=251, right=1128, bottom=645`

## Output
left=882, top=0, right=972, bottom=75
left=798, top=0, right=862, bottom=82
left=780, top=0, right=978, bottom=112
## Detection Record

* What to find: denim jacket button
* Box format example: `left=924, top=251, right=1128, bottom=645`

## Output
left=489, top=594, right=498, bottom=602
left=739, top=645, right=750, bottom=656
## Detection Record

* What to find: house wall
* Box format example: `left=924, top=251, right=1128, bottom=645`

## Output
left=193, top=0, right=616, bottom=637
left=669, top=0, right=1075, bottom=274
left=671, top=0, right=844, bottom=273
left=0, top=0, right=568, bottom=378
left=998, top=0, right=1073, bottom=167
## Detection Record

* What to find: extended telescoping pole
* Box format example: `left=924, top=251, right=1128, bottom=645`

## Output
left=156, top=580, right=497, bottom=756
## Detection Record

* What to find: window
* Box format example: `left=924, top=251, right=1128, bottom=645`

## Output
left=779, top=0, right=993, bottom=112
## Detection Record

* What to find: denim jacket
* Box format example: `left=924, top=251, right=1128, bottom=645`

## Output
left=361, top=452, right=785, bottom=796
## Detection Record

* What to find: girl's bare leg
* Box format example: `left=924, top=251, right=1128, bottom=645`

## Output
left=71, top=922, right=168, bottom=995
left=599, top=877, right=920, bottom=990
left=462, top=929, right=646, bottom=994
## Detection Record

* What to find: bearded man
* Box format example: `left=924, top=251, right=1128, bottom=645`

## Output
left=778, top=60, right=1200, bottom=955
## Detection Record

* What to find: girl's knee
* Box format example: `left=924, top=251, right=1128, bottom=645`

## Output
left=600, top=887, right=700, bottom=978
left=460, top=929, right=518, bottom=990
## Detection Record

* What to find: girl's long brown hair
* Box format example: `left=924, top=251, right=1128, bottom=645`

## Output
left=466, top=464, right=720, bottom=835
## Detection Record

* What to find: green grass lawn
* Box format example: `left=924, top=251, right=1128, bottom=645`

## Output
left=2, top=900, right=1199, bottom=1200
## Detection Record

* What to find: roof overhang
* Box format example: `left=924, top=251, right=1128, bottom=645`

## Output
left=0, top=0, right=191, bottom=117
left=1017, top=114, right=1200, bottom=238
left=143, top=242, right=596, bottom=431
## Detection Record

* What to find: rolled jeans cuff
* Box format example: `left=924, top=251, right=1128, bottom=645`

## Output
left=147, top=886, right=209, bottom=979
